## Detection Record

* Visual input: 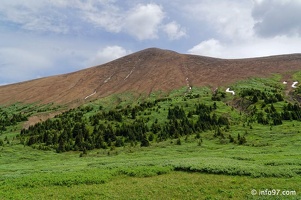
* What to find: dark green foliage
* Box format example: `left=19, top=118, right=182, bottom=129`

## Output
left=218, top=116, right=229, bottom=125
left=168, top=106, right=185, bottom=119
left=213, top=102, right=217, bottom=109
left=228, top=135, right=234, bottom=143
left=79, top=148, right=88, bottom=157
left=236, top=88, right=297, bottom=126
left=239, top=88, right=283, bottom=105
left=0, top=107, right=28, bottom=132
left=282, top=102, right=301, bottom=120
left=140, top=135, right=150, bottom=147
left=148, top=133, right=154, bottom=141
left=19, top=80, right=301, bottom=153
left=115, top=137, right=124, bottom=147
left=256, top=112, right=268, bottom=125
left=197, top=138, right=202, bottom=146
left=237, top=133, right=247, bottom=145
left=239, top=136, right=247, bottom=145
left=20, top=97, right=232, bottom=152
left=211, top=89, right=226, bottom=101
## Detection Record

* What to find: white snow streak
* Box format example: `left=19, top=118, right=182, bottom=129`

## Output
left=124, top=67, right=135, bottom=80
left=84, top=91, right=96, bottom=100
left=292, top=81, right=298, bottom=88
left=185, top=77, right=192, bottom=92
left=226, top=88, right=235, bottom=95
left=104, top=77, right=111, bottom=83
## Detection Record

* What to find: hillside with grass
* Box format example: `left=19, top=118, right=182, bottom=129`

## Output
left=1, top=48, right=301, bottom=106
left=1, top=70, right=301, bottom=199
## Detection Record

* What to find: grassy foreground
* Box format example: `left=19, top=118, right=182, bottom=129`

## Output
left=1, top=73, right=301, bottom=199
left=2, top=172, right=300, bottom=199
left=1, top=134, right=300, bottom=199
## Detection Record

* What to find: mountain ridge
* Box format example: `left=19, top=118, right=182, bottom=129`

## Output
left=1, top=48, right=301, bottom=105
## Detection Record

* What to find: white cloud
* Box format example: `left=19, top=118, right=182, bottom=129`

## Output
left=252, top=0, right=301, bottom=37
left=124, top=4, right=165, bottom=40
left=188, top=36, right=301, bottom=59
left=87, top=46, right=131, bottom=67
left=0, top=0, right=70, bottom=34
left=0, top=1, right=166, bottom=40
left=163, top=21, right=186, bottom=40
left=0, top=0, right=114, bottom=34
left=185, top=0, right=301, bottom=58
left=75, top=2, right=166, bottom=40
left=181, top=0, right=254, bottom=40
left=188, top=39, right=223, bottom=57
left=79, top=1, right=123, bottom=33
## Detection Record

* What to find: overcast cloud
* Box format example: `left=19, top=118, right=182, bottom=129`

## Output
left=252, top=0, right=301, bottom=37
left=1, top=0, right=301, bottom=85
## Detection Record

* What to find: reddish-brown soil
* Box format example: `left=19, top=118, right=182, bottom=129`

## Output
left=1, top=48, right=301, bottom=106
left=22, top=111, right=62, bottom=129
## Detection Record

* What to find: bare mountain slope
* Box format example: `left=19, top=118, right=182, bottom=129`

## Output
left=1, top=48, right=301, bottom=105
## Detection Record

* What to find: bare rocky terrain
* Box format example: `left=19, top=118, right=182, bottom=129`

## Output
left=1, top=48, right=301, bottom=105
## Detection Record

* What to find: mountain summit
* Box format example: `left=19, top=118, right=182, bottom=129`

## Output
left=1, top=48, right=301, bottom=105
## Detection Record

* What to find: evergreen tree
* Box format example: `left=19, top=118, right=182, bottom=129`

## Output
left=140, top=135, right=150, bottom=147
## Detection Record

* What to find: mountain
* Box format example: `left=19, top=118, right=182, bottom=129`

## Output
left=1, top=48, right=301, bottom=105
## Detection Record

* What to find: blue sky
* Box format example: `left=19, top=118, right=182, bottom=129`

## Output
left=1, top=0, right=301, bottom=85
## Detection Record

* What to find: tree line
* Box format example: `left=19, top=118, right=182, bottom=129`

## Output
left=19, top=87, right=301, bottom=153
left=20, top=99, right=231, bottom=152
left=0, top=109, right=28, bottom=133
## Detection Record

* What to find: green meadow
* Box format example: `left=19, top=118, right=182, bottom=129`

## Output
left=1, top=72, right=301, bottom=199
left=1, top=132, right=300, bottom=199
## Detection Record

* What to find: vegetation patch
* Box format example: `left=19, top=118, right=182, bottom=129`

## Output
left=1, top=73, right=301, bottom=199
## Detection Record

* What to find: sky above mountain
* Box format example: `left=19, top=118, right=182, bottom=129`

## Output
left=1, top=0, right=301, bottom=85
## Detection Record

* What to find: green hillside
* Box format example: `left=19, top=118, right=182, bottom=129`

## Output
left=1, top=72, right=301, bottom=199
